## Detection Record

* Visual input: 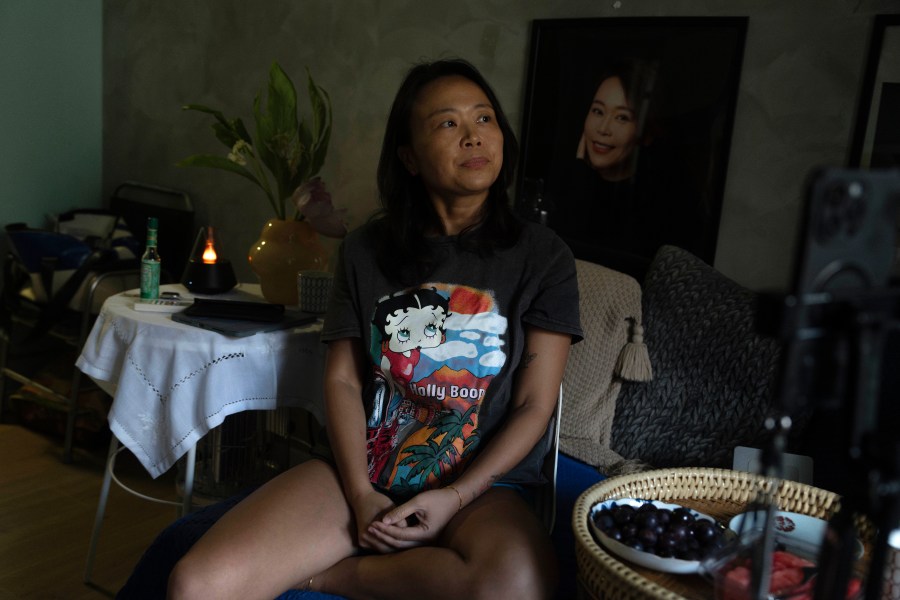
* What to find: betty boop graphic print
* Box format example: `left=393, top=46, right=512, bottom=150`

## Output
left=366, top=284, right=506, bottom=497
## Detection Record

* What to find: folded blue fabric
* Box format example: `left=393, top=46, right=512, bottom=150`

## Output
left=554, top=453, right=607, bottom=599
left=7, top=229, right=93, bottom=272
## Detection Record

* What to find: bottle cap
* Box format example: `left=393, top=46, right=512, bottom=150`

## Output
left=148, top=217, right=158, bottom=229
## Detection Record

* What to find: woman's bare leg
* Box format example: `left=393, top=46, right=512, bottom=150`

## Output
left=312, top=487, right=557, bottom=600
left=167, top=459, right=356, bottom=600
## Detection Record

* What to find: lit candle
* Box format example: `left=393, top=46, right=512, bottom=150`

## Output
left=202, top=226, right=217, bottom=264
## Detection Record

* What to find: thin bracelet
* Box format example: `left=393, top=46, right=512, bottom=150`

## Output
left=445, top=485, right=463, bottom=512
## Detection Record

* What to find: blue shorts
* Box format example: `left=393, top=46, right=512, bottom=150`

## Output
left=492, top=482, right=542, bottom=512
left=492, top=481, right=527, bottom=496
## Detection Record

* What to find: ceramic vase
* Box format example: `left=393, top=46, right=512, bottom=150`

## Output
left=248, top=219, right=328, bottom=305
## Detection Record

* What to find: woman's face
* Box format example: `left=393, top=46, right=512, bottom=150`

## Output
left=399, top=75, right=503, bottom=206
left=582, top=76, right=639, bottom=179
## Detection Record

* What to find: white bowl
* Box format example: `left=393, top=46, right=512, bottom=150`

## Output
left=588, top=498, right=727, bottom=574
left=728, top=510, right=864, bottom=560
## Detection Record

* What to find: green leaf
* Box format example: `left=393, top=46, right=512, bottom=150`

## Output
left=294, top=121, right=313, bottom=183
left=231, top=117, right=253, bottom=144
left=177, top=154, right=261, bottom=185
left=254, top=67, right=300, bottom=209
left=311, top=111, right=332, bottom=175
left=178, top=154, right=282, bottom=218
left=307, top=70, right=328, bottom=140
left=307, top=76, right=332, bottom=176
left=252, top=93, right=283, bottom=189
left=212, top=122, right=241, bottom=148
left=267, top=61, right=298, bottom=138
left=182, top=103, right=229, bottom=122
left=182, top=104, right=254, bottom=150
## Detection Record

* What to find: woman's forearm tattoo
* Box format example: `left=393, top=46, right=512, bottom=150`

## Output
left=479, top=474, right=502, bottom=495
left=521, top=351, right=537, bottom=369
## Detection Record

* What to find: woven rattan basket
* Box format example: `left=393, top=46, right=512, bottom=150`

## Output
left=572, top=467, right=875, bottom=600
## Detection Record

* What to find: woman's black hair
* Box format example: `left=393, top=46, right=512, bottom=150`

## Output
left=371, top=58, right=521, bottom=286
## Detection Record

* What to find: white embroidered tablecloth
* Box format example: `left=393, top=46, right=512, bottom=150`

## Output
left=76, top=283, right=326, bottom=479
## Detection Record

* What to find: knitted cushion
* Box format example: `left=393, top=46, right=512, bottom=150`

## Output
left=610, top=245, right=782, bottom=468
left=560, top=260, right=650, bottom=470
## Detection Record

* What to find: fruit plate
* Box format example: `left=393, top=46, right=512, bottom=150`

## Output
left=728, top=510, right=865, bottom=560
left=588, top=498, right=729, bottom=574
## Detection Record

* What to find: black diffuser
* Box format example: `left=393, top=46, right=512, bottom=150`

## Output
left=181, top=226, right=237, bottom=294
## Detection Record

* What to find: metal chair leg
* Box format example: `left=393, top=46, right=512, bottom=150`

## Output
left=66, top=274, right=102, bottom=464
left=182, top=444, right=196, bottom=517
left=62, top=368, right=82, bottom=464
left=84, top=435, right=120, bottom=584
left=84, top=437, right=196, bottom=584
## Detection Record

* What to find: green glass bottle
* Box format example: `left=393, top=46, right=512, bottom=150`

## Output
left=140, top=217, right=161, bottom=299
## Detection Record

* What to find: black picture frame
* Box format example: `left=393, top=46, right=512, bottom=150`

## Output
left=849, top=14, right=900, bottom=280
left=516, top=17, right=747, bottom=276
left=849, top=14, right=900, bottom=169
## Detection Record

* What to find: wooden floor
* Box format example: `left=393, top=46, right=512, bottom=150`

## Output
left=0, top=424, right=181, bottom=599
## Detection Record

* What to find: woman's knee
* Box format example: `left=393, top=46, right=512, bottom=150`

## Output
left=467, top=564, right=556, bottom=600
left=466, top=542, right=558, bottom=600
left=449, top=490, right=558, bottom=599
left=167, top=552, right=238, bottom=600
left=167, top=555, right=206, bottom=600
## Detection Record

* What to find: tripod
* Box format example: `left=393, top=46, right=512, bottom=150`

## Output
left=750, top=167, right=900, bottom=600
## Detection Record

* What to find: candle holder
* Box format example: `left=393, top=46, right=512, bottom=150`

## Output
left=181, top=226, right=237, bottom=294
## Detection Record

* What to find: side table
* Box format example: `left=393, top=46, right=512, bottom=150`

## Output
left=76, top=283, right=327, bottom=584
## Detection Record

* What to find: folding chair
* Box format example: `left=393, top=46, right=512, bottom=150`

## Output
left=534, top=384, right=564, bottom=535
left=0, top=182, right=193, bottom=461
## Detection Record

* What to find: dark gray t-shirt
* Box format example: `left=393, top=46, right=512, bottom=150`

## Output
left=321, top=220, right=582, bottom=499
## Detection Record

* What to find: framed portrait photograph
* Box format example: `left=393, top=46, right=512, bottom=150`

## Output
left=516, top=17, right=748, bottom=276
left=849, top=14, right=900, bottom=279
left=849, top=14, right=900, bottom=169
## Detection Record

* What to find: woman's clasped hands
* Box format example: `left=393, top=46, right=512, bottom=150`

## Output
left=356, top=487, right=462, bottom=553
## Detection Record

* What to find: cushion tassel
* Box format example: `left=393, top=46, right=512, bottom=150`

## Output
left=614, top=319, right=653, bottom=382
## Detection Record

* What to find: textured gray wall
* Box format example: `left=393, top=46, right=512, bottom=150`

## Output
left=102, top=0, right=899, bottom=291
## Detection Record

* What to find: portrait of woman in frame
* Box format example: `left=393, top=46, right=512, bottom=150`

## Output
left=517, top=17, right=747, bottom=277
